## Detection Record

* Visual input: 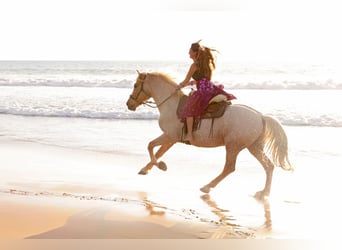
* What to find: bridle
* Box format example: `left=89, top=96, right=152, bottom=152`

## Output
left=129, top=73, right=177, bottom=109
left=129, top=73, right=151, bottom=107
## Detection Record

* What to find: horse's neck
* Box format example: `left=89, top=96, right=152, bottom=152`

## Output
left=157, top=91, right=182, bottom=129
left=157, top=90, right=180, bottom=112
left=150, top=79, right=181, bottom=114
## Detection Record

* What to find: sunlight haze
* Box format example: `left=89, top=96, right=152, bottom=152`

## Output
left=0, top=0, right=341, bottom=63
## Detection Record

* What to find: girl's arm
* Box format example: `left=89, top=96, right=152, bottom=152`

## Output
left=177, top=63, right=197, bottom=89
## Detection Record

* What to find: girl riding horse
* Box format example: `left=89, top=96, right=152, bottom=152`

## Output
left=176, top=41, right=236, bottom=143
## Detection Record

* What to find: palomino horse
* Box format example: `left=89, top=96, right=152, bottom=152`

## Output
left=126, top=72, right=292, bottom=199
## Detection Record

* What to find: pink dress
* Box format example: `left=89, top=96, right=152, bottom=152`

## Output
left=178, top=72, right=236, bottom=122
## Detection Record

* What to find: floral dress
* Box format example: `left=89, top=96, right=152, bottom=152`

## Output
left=178, top=70, right=236, bottom=122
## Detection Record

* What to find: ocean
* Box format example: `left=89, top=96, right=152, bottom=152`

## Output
left=1, top=60, right=341, bottom=125
left=1, top=60, right=342, bottom=238
left=1, top=60, right=341, bottom=155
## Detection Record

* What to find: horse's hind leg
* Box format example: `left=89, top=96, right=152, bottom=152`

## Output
left=200, top=147, right=239, bottom=193
left=248, top=143, right=275, bottom=199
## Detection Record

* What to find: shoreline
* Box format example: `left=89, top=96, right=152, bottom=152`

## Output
left=0, top=188, right=253, bottom=239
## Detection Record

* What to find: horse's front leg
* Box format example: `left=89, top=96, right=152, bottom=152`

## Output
left=138, top=134, right=175, bottom=175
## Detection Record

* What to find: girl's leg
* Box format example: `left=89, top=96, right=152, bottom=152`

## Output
left=186, top=116, right=194, bottom=142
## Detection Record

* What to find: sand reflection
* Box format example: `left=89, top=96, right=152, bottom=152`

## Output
left=200, top=194, right=239, bottom=227
left=139, top=192, right=166, bottom=216
left=200, top=194, right=273, bottom=238
left=261, top=198, right=272, bottom=232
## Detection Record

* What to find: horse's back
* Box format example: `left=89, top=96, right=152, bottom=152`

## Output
left=191, top=103, right=264, bottom=147
left=226, top=104, right=262, bottom=121
left=221, top=104, right=264, bottom=144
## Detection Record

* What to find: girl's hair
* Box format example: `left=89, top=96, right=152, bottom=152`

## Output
left=190, top=41, right=217, bottom=80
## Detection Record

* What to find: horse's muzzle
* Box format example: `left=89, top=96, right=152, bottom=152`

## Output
left=126, top=101, right=136, bottom=111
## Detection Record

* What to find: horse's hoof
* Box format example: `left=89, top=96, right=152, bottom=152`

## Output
left=157, top=161, right=167, bottom=171
left=200, top=194, right=210, bottom=201
left=138, top=169, right=148, bottom=175
left=254, top=191, right=269, bottom=201
left=200, top=185, right=211, bottom=194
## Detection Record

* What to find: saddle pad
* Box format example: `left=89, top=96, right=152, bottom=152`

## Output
left=177, top=95, right=231, bottom=120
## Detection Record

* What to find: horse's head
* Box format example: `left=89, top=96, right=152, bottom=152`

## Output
left=126, top=72, right=152, bottom=111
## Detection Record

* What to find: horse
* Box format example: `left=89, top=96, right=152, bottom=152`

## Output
left=126, top=71, right=292, bottom=199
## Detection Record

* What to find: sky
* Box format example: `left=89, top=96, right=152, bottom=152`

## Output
left=0, top=0, right=341, bottom=63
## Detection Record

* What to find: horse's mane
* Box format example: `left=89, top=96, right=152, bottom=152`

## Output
left=149, top=72, right=178, bottom=87
left=147, top=72, right=185, bottom=97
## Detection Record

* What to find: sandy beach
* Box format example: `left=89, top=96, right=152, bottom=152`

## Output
left=0, top=191, right=227, bottom=239
left=1, top=117, right=342, bottom=240
left=0, top=136, right=254, bottom=239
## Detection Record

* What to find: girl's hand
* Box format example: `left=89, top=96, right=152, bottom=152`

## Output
left=189, top=80, right=196, bottom=86
left=176, top=82, right=186, bottom=90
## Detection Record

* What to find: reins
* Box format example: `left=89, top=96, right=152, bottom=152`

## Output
left=143, top=91, right=177, bottom=108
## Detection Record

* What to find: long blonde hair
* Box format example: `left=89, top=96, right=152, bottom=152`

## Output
left=190, top=41, right=217, bottom=80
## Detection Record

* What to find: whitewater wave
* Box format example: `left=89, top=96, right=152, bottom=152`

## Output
left=1, top=61, right=341, bottom=127
left=0, top=108, right=158, bottom=120
left=1, top=60, right=341, bottom=89
left=1, top=107, right=341, bottom=127
left=1, top=77, right=341, bottom=89
left=0, top=78, right=133, bottom=88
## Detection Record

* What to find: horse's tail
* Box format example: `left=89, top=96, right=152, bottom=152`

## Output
left=260, top=115, right=292, bottom=171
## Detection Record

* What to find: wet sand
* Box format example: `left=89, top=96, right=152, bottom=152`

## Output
left=0, top=139, right=253, bottom=239
left=1, top=123, right=342, bottom=240
left=0, top=192, right=223, bottom=239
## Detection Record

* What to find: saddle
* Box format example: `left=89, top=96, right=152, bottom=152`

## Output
left=176, top=94, right=231, bottom=136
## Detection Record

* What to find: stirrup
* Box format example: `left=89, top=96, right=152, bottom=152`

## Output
left=181, top=140, right=191, bottom=145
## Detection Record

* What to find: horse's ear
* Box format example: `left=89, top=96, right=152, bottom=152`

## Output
left=136, top=70, right=140, bottom=74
